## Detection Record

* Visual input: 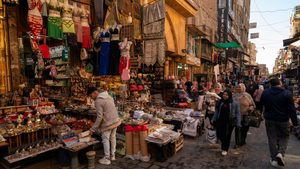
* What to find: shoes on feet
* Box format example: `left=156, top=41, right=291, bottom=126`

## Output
left=221, top=151, right=228, bottom=156
left=111, top=155, right=116, bottom=161
left=270, top=159, right=279, bottom=168
left=276, top=153, right=285, bottom=167
left=98, top=157, right=111, bottom=165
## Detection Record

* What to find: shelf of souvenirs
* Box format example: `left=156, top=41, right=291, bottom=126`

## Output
left=4, top=140, right=62, bottom=164
left=0, top=102, right=58, bottom=116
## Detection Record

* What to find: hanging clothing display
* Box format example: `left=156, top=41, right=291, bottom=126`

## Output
left=48, top=9, right=63, bottom=39
left=99, top=32, right=111, bottom=75
left=73, top=15, right=82, bottom=43
left=144, top=39, right=165, bottom=66
left=119, top=40, right=132, bottom=74
left=82, top=26, right=92, bottom=48
left=27, top=0, right=43, bottom=50
left=143, top=20, right=164, bottom=39
left=142, top=0, right=165, bottom=25
left=81, top=14, right=92, bottom=48
left=109, top=27, right=121, bottom=75
left=62, top=9, right=75, bottom=33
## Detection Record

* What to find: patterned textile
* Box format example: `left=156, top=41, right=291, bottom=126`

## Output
left=62, top=20, right=75, bottom=33
left=142, top=0, right=165, bottom=25
left=28, top=14, right=43, bottom=50
left=144, top=39, right=165, bottom=66
left=48, top=16, right=63, bottom=39
left=143, top=19, right=164, bottom=39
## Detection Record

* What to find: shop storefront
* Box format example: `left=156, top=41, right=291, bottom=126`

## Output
left=0, top=1, right=206, bottom=169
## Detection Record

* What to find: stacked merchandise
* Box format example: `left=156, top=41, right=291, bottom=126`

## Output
left=0, top=106, right=60, bottom=164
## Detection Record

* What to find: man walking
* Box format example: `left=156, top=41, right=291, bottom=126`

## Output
left=88, top=87, right=121, bottom=165
left=260, top=78, right=298, bottom=168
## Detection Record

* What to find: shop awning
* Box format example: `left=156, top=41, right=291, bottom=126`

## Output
left=283, top=36, right=300, bottom=46
left=213, top=41, right=241, bottom=49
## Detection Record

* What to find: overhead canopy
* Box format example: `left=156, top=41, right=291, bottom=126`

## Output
left=283, top=36, right=300, bottom=46
left=213, top=41, right=241, bottom=49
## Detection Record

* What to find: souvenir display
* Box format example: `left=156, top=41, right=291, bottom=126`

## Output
left=0, top=0, right=216, bottom=168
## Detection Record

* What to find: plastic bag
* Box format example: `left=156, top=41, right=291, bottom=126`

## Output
left=206, top=128, right=217, bottom=144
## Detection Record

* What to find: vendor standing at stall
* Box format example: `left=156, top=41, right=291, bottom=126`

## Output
left=87, top=87, right=121, bottom=165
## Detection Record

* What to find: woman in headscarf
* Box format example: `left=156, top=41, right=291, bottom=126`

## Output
left=212, top=89, right=241, bottom=156
left=233, top=83, right=256, bottom=147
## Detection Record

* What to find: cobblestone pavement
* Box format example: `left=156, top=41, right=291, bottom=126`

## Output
left=22, top=122, right=300, bottom=169
left=95, top=122, right=300, bottom=169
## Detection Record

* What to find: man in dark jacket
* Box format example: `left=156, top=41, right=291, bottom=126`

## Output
left=261, top=78, right=298, bottom=168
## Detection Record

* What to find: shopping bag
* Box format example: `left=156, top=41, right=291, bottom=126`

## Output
left=206, top=128, right=217, bottom=144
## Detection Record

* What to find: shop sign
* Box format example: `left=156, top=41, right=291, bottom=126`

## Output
left=250, top=33, right=259, bottom=39
left=249, top=22, right=257, bottom=29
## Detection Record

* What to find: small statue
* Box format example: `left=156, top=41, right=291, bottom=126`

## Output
left=25, top=113, right=34, bottom=132
left=16, top=114, right=24, bottom=132
left=34, top=111, right=41, bottom=129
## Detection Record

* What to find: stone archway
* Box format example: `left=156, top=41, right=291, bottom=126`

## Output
left=165, top=12, right=178, bottom=53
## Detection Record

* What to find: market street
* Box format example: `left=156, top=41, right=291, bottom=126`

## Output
left=92, top=122, right=300, bottom=169
left=23, top=121, right=300, bottom=169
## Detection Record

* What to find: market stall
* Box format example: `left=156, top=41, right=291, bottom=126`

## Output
left=0, top=0, right=205, bottom=168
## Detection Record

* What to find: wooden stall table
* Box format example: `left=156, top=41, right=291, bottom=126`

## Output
left=61, top=139, right=99, bottom=169
left=0, top=142, right=9, bottom=157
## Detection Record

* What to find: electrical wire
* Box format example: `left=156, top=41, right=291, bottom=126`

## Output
left=251, top=8, right=293, bottom=13
left=258, top=20, right=289, bottom=27
left=253, top=0, right=287, bottom=36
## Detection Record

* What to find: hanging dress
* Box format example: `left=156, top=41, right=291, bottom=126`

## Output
left=81, top=14, right=92, bottom=49
left=48, top=7, right=63, bottom=39
left=73, top=10, right=82, bottom=43
left=98, top=32, right=110, bottom=75
left=62, top=8, right=75, bottom=33
left=109, top=27, right=121, bottom=75
left=119, top=41, right=131, bottom=75
left=27, top=0, right=43, bottom=50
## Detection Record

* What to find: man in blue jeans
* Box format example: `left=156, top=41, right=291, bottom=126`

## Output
left=261, top=78, right=298, bottom=168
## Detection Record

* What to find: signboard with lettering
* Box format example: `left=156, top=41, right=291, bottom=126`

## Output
left=249, top=23, right=257, bottom=29
left=250, top=33, right=259, bottom=39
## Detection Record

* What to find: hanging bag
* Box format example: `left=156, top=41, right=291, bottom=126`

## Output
left=121, top=57, right=130, bottom=81
left=39, top=29, right=50, bottom=59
